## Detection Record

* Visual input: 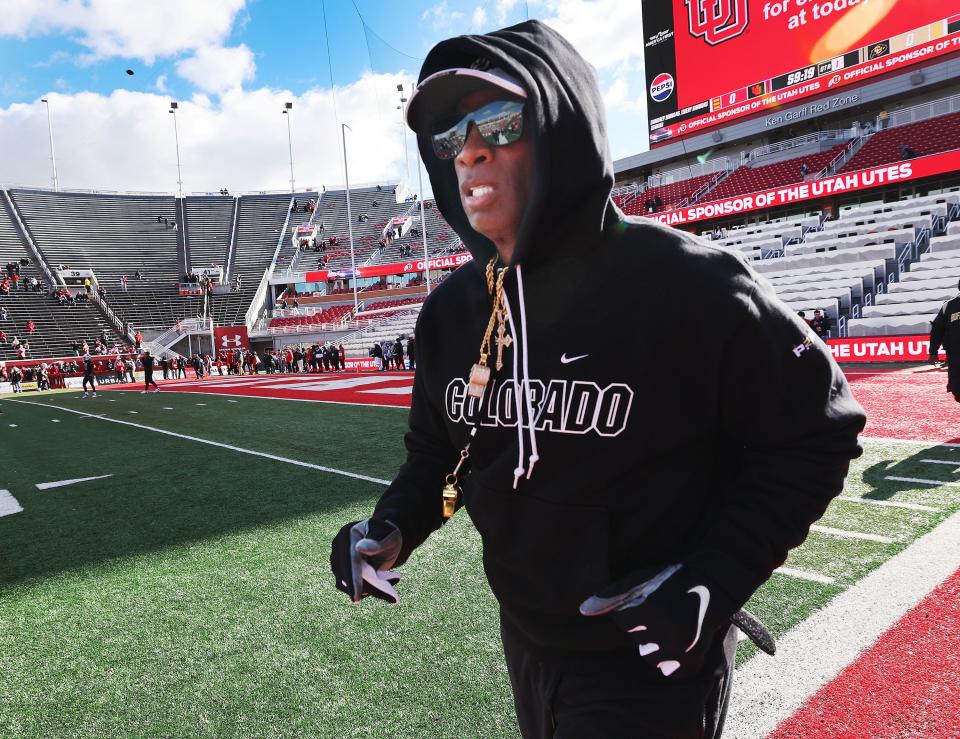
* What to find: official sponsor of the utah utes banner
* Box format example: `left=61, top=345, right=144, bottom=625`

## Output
left=214, top=325, right=250, bottom=351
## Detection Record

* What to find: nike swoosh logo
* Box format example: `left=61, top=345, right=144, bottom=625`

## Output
left=560, top=353, right=589, bottom=364
left=685, top=585, right=710, bottom=653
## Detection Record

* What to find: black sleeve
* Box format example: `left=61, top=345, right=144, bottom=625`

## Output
left=686, top=275, right=866, bottom=609
left=371, top=313, right=459, bottom=565
left=929, top=301, right=948, bottom=361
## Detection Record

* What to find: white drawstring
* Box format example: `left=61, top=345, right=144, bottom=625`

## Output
left=515, top=265, right=540, bottom=479
left=501, top=288, right=526, bottom=489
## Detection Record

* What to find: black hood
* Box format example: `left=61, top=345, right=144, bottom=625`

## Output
left=413, top=19, right=617, bottom=267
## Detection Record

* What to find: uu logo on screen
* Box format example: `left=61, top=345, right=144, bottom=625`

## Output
left=650, top=73, right=675, bottom=103
left=686, top=0, right=750, bottom=46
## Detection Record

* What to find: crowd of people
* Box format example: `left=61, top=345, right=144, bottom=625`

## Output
left=370, top=336, right=413, bottom=371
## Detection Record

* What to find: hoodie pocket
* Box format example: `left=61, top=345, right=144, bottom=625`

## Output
left=464, top=477, right=610, bottom=618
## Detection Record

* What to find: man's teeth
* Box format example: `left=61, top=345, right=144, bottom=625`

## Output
left=470, top=186, right=493, bottom=197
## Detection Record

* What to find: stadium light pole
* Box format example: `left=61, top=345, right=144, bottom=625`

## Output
left=40, top=98, right=59, bottom=191
left=168, top=102, right=184, bottom=197
left=397, top=84, right=410, bottom=183
left=408, top=83, right=432, bottom=295
left=282, top=102, right=295, bottom=193
left=341, top=123, right=359, bottom=311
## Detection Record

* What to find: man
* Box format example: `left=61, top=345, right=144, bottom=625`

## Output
left=405, top=336, right=415, bottom=371
left=333, top=21, right=865, bottom=737
left=81, top=353, right=97, bottom=398
left=141, top=349, right=159, bottom=393
left=810, top=309, right=830, bottom=339
left=393, top=336, right=405, bottom=370
left=929, top=280, right=960, bottom=402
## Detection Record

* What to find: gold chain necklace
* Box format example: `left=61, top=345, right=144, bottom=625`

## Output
left=443, top=256, right=512, bottom=520
left=468, top=256, right=511, bottom=398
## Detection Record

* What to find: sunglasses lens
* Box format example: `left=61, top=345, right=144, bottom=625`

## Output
left=430, top=99, right=524, bottom=160
left=431, top=122, right=465, bottom=160
left=477, top=101, right=524, bottom=148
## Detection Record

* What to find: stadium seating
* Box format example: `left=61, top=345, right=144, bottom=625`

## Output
left=616, top=173, right=721, bottom=215
left=701, top=145, right=847, bottom=203
left=840, top=111, right=960, bottom=173
left=182, top=196, right=233, bottom=273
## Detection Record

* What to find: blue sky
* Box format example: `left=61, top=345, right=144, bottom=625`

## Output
left=0, top=1, right=647, bottom=192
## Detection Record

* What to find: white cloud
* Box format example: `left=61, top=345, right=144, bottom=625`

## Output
left=472, top=6, right=488, bottom=30
left=175, top=45, right=256, bottom=94
left=0, top=72, right=417, bottom=194
left=537, top=0, right=649, bottom=158
left=155, top=74, right=168, bottom=93
left=496, top=0, right=523, bottom=25
left=0, top=0, right=247, bottom=64
left=422, top=1, right=465, bottom=32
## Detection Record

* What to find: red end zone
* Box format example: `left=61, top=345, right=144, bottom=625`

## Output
left=114, top=372, right=416, bottom=407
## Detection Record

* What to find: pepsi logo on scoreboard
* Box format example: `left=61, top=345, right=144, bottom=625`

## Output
left=650, top=73, right=675, bottom=103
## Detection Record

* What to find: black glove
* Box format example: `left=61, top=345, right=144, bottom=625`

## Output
left=580, top=564, right=737, bottom=679
left=330, top=518, right=403, bottom=604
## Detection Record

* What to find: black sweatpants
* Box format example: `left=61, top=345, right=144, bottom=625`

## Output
left=144, top=371, right=157, bottom=391
left=82, top=375, right=96, bottom=392
left=502, top=622, right=737, bottom=739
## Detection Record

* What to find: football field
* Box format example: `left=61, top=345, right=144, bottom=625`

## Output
left=1, top=369, right=959, bottom=738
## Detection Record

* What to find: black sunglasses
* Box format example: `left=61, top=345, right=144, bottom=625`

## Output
left=430, top=99, right=525, bottom=160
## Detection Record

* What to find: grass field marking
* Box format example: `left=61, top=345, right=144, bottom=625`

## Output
left=157, top=388, right=409, bottom=410
left=861, top=436, right=960, bottom=449
left=0, top=489, right=23, bottom=517
left=35, top=474, right=114, bottom=491
left=727, top=507, right=960, bottom=739
left=837, top=496, right=939, bottom=513
left=7, top=424, right=16, bottom=428
left=51, top=419, right=59, bottom=422
left=773, top=567, right=835, bottom=584
left=920, top=459, right=960, bottom=466
left=886, top=475, right=960, bottom=488
left=2, top=398, right=393, bottom=486
left=808, top=525, right=895, bottom=544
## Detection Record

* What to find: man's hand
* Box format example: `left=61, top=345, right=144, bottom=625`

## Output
left=580, top=564, right=735, bottom=679
left=330, top=518, right=403, bottom=604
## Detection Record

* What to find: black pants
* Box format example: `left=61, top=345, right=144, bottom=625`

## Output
left=144, top=371, right=157, bottom=390
left=502, top=623, right=736, bottom=739
left=83, top=375, right=96, bottom=392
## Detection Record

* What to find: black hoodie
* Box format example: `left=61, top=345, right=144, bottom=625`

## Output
left=373, top=20, right=866, bottom=663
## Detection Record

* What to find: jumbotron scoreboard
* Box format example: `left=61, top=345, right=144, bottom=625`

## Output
left=643, top=0, right=960, bottom=145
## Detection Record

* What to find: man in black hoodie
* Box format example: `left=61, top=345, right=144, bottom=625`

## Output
left=331, top=21, right=865, bottom=738
left=929, top=280, right=960, bottom=401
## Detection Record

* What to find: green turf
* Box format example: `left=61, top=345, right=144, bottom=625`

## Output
left=1, top=391, right=958, bottom=737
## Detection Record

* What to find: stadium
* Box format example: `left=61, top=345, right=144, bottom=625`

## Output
left=2, top=1, right=960, bottom=737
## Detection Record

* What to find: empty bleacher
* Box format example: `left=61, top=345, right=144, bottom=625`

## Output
left=840, top=110, right=960, bottom=174
left=182, top=196, right=233, bottom=273
left=702, top=145, right=847, bottom=204
left=8, top=189, right=202, bottom=330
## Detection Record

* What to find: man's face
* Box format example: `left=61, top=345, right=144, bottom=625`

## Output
left=452, top=87, right=534, bottom=257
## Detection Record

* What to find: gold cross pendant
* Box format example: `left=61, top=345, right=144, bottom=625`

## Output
left=494, top=320, right=513, bottom=370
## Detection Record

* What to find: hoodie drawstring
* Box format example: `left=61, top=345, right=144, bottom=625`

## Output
left=502, top=265, right=540, bottom=489
left=515, top=266, right=540, bottom=479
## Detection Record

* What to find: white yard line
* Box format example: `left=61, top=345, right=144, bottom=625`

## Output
left=0, top=490, right=23, bottom=517
left=837, top=495, right=938, bottom=513
left=920, top=459, right=960, bottom=466
left=773, top=567, right=835, bottom=585
left=861, top=436, right=960, bottom=449
left=808, top=525, right=894, bottom=544
left=886, top=475, right=960, bottom=488
left=726, top=508, right=960, bottom=738
left=36, top=474, right=114, bottom=491
left=3, top=398, right=392, bottom=486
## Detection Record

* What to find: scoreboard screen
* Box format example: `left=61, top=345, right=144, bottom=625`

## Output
left=643, top=0, right=960, bottom=146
